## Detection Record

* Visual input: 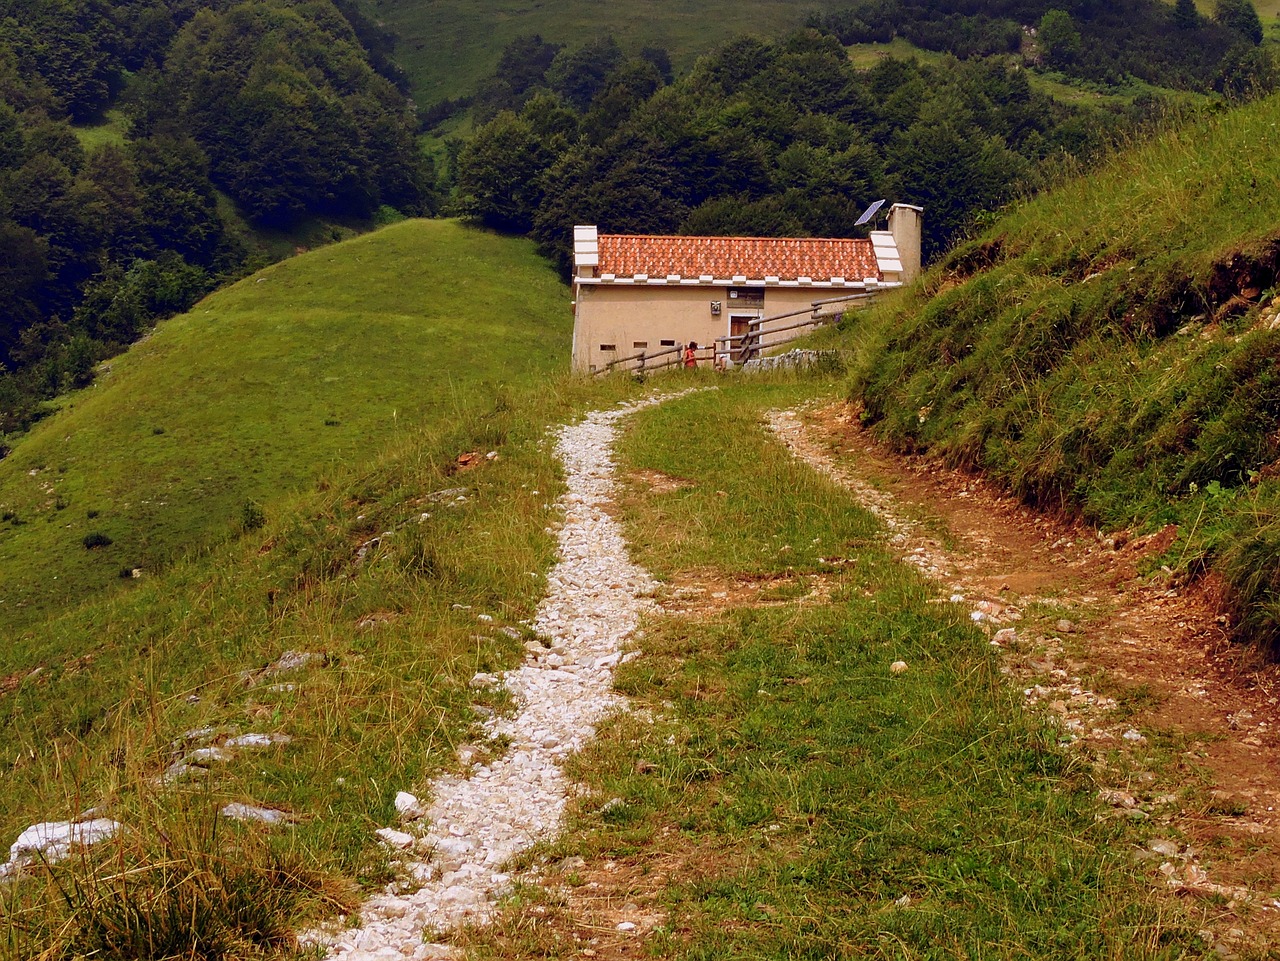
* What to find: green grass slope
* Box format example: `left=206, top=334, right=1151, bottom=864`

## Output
left=844, top=91, right=1280, bottom=651
left=0, top=219, right=608, bottom=956
left=373, top=0, right=852, bottom=103
left=0, top=219, right=569, bottom=630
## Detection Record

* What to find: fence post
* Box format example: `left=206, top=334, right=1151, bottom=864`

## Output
left=639, top=350, right=646, bottom=373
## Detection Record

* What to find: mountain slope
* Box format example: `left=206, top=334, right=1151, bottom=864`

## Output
left=0, top=219, right=569, bottom=630
left=842, top=91, right=1280, bottom=650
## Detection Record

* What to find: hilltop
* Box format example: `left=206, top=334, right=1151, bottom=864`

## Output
left=0, top=219, right=569, bottom=630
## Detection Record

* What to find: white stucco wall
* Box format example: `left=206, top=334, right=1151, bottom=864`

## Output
left=572, top=284, right=843, bottom=372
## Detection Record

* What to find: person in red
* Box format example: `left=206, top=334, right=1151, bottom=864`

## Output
left=684, top=341, right=698, bottom=368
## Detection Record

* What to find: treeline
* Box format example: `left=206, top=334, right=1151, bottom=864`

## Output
left=455, top=30, right=1152, bottom=274
left=0, top=0, right=432, bottom=439
left=807, top=0, right=1269, bottom=93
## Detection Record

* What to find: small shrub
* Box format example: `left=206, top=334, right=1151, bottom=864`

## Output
left=82, top=531, right=113, bottom=550
left=241, top=500, right=266, bottom=532
left=152, top=426, right=166, bottom=435
left=373, top=205, right=407, bottom=226
left=87, top=509, right=100, bottom=519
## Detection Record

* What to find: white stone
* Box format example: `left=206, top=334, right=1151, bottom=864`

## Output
left=394, top=792, right=422, bottom=816
left=225, top=733, right=292, bottom=749
left=6, top=818, right=121, bottom=871
left=376, top=829, right=415, bottom=850
left=221, top=803, right=290, bottom=824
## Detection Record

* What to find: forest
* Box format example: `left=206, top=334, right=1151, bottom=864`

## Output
left=451, top=0, right=1274, bottom=275
left=0, top=0, right=433, bottom=438
left=455, top=31, right=1141, bottom=274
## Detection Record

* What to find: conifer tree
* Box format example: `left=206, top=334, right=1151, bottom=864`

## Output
left=1214, top=0, right=1264, bottom=44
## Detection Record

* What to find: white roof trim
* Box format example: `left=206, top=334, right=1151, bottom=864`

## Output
left=573, top=276, right=897, bottom=290
left=869, top=229, right=901, bottom=278
left=573, top=224, right=600, bottom=272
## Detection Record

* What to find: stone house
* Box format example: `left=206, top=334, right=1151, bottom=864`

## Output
left=570, top=203, right=922, bottom=372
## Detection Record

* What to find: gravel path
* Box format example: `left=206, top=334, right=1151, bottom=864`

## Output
left=311, top=394, right=681, bottom=961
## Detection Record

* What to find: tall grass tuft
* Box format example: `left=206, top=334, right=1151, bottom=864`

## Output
left=4, top=801, right=352, bottom=960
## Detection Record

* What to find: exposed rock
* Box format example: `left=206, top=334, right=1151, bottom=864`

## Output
left=267, top=650, right=323, bottom=675
left=2, top=818, right=122, bottom=876
left=426, top=488, right=468, bottom=504
left=221, top=803, right=291, bottom=824
left=394, top=792, right=423, bottom=819
left=225, top=733, right=292, bottom=749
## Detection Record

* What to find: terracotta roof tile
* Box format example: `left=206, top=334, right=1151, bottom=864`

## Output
left=596, top=234, right=880, bottom=282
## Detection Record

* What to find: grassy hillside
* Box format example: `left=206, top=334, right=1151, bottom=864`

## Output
left=0, top=220, right=607, bottom=956
left=843, top=91, right=1280, bottom=650
left=0, top=219, right=569, bottom=630
left=371, top=0, right=852, bottom=103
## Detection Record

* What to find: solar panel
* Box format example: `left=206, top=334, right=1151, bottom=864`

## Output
left=855, top=199, right=886, bottom=227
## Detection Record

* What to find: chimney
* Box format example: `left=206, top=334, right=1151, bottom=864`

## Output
left=887, top=204, right=923, bottom=283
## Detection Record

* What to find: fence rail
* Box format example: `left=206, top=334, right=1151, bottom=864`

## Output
left=593, top=290, right=886, bottom=376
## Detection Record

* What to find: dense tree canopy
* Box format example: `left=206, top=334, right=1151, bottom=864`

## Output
left=0, top=0, right=433, bottom=436
left=457, top=30, right=1150, bottom=272
left=151, top=1, right=429, bottom=226
left=1214, top=0, right=1264, bottom=44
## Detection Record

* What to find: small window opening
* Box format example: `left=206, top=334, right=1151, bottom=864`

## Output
left=659, top=339, right=676, bottom=346
left=600, top=343, right=617, bottom=351
left=633, top=341, right=648, bottom=349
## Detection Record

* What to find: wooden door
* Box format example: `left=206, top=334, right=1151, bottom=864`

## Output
left=730, top=315, right=751, bottom=364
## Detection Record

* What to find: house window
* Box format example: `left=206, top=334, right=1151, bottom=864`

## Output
left=660, top=339, right=676, bottom=346
left=728, top=287, right=764, bottom=305
left=633, top=341, right=648, bottom=349
left=600, top=344, right=616, bottom=351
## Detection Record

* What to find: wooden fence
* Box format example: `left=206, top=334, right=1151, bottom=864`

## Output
left=593, top=291, right=882, bottom=376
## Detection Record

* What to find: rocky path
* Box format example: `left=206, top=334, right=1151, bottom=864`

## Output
left=310, top=395, right=682, bottom=961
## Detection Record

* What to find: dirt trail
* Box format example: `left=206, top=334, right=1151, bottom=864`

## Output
left=778, top=402, right=1280, bottom=949
left=464, top=397, right=1280, bottom=959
